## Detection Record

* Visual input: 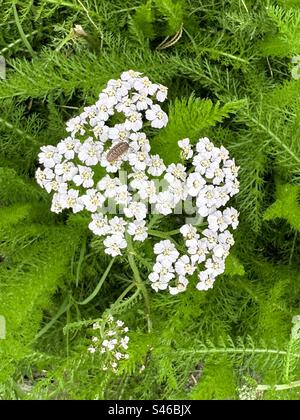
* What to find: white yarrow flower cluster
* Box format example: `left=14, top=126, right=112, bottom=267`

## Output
left=36, top=71, right=240, bottom=296
left=148, top=137, right=239, bottom=295
left=88, top=316, right=129, bottom=373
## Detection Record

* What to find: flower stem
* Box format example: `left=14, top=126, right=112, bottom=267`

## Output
left=75, top=258, right=115, bottom=305
left=257, top=380, right=300, bottom=392
left=149, top=229, right=180, bottom=237
left=148, top=230, right=185, bottom=252
left=33, top=296, right=71, bottom=342
left=13, top=4, right=35, bottom=56
left=126, top=233, right=152, bottom=333
left=110, top=282, right=137, bottom=312
left=148, top=230, right=170, bottom=239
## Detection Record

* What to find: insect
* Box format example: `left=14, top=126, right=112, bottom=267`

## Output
left=107, top=141, right=129, bottom=163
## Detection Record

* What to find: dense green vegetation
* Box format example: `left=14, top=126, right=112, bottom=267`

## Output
left=0, top=0, right=300, bottom=400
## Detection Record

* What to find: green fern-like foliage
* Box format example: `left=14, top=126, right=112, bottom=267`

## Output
left=259, top=5, right=300, bottom=57
left=152, top=96, right=245, bottom=163
left=264, top=184, right=300, bottom=231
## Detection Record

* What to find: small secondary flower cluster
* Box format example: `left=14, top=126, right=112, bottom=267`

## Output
left=88, top=316, right=129, bottom=373
left=148, top=137, right=239, bottom=294
left=238, top=384, right=259, bottom=400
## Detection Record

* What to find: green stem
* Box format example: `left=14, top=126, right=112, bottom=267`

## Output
left=148, top=230, right=171, bottom=239
left=120, top=288, right=141, bottom=308
left=257, top=380, right=300, bottom=392
left=111, top=283, right=136, bottom=309
left=240, top=0, right=249, bottom=13
left=111, top=286, right=141, bottom=313
left=75, top=258, right=115, bottom=305
left=13, top=4, right=35, bottom=56
left=126, top=234, right=152, bottom=333
left=0, top=29, right=38, bottom=55
left=203, top=48, right=249, bottom=64
left=75, top=236, right=87, bottom=287
left=183, top=348, right=299, bottom=357
left=148, top=230, right=185, bottom=252
left=34, top=297, right=71, bottom=341
left=66, top=304, right=70, bottom=357
left=150, top=229, right=180, bottom=236
left=41, top=0, right=83, bottom=11
left=77, top=0, right=104, bottom=47
left=33, top=259, right=114, bottom=342
left=289, top=231, right=297, bottom=266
